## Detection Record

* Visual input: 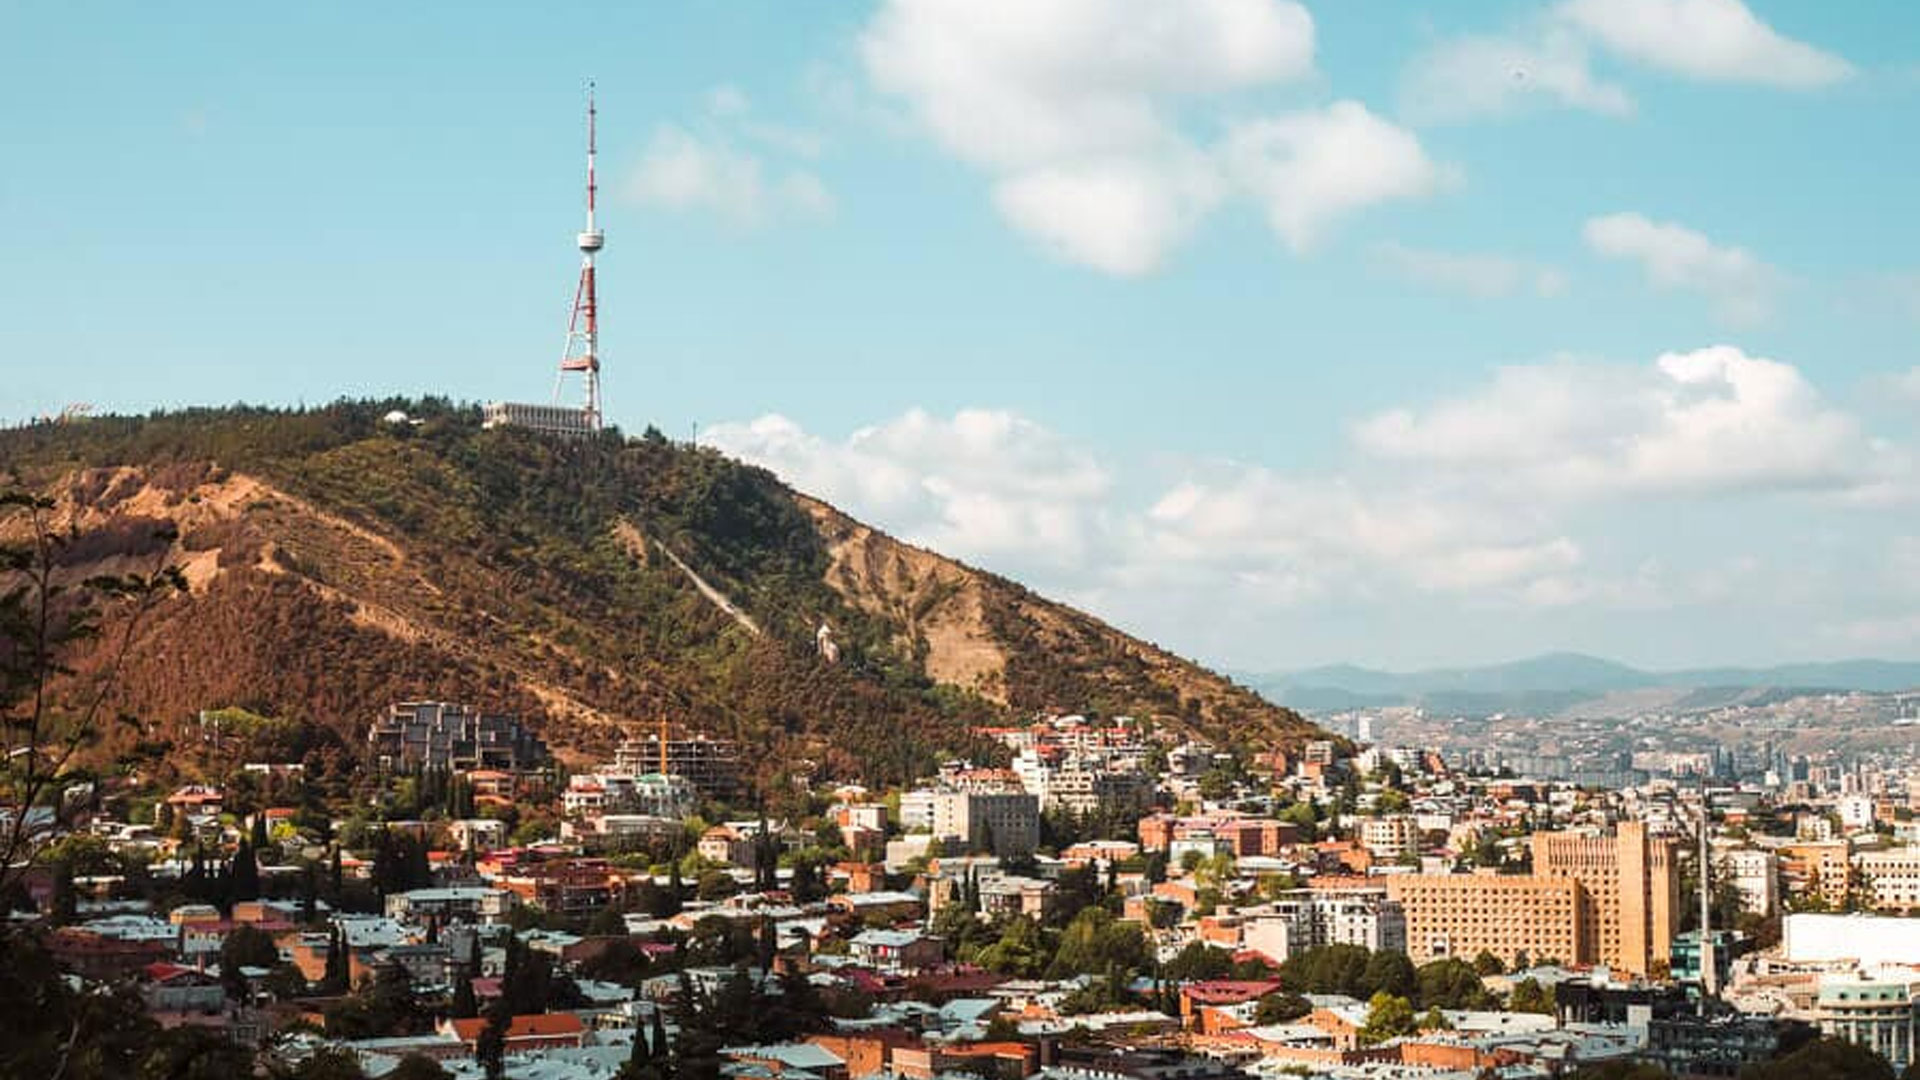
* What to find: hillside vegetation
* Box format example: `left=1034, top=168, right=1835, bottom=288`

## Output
left=1, top=400, right=1317, bottom=789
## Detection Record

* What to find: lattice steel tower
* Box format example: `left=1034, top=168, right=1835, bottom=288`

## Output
left=554, top=82, right=604, bottom=430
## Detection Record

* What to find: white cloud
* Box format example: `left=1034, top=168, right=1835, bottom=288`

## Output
left=627, top=124, right=833, bottom=227
left=1557, top=0, right=1853, bottom=87
left=700, top=350, right=1915, bottom=666
left=1375, top=241, right=1569, bottom=299
left=1401, top=28, right=1633, bottom=123
left=1354, top=346, right=1883, bottom=498
left=700, top=409, right=1113, bottom=569
left=1584, top=212, right=1783, bottom=324
left=1890, top=367, right=1920, bottom=404
left=860, top=0, right=1442, bottom=272
left=1221, top=102, right=1448, bottom=253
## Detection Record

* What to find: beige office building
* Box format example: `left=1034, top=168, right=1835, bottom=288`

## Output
left=1387, top=872, right=1585, bottom=969
left=1530, top=821, right=1679, bottom=977
left=1387, top=823, right=1678, bottom=977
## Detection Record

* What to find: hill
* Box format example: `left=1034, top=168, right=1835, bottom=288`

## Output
left=0, top=400, right=1317, bottom=791
left=1252, top=652, right=1920, bottom=714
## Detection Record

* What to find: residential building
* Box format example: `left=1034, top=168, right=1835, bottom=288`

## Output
left=1360, top=815, right=1421, bottom=862
left=1723, top=848, right=1778, bottom=917
left=1242, top=888, right=1407, bottom=964
left=1853, top=848, right=1920, bottom=912
left=366, top=701, right=549, bottom=772
left=931, top=791, right=1039, bottom=858
left=1387, top=872, right=1585, bottom=969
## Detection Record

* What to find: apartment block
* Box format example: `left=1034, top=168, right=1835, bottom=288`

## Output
left=366, top=701, right=549, bottom=772
left=1529, top=821, right=1679, bottom=977
left=1242, top=887, right=1408, bottom=964
left=1387, top=872, right=1585, bottom=969
left=931, top=791, right=1039, bottom=858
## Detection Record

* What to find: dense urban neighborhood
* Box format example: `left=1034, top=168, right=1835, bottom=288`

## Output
left=15, top=694, right=1920, bottom=1080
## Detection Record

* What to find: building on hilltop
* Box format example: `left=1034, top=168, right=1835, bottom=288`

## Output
left=480, top=401, right=597, bottom=439
left=366, top=701, right=549, bottom=773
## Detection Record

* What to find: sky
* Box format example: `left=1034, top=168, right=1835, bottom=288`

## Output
left=3, top=1, right=1918, bottom=674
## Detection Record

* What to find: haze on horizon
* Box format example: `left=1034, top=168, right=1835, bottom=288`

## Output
left=3, top=1, right=1917, bottom=675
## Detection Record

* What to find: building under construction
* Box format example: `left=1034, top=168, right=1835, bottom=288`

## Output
left=613, top=733, right=740, bottom=801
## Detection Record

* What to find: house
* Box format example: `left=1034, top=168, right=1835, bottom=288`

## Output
left=142, top=962, right=227, bottom=1014
left=849, top=929, right=944, bottom=974
left=442, top=1013, right=588, bottom=1054
left=699, top=825, right=759, bottom=868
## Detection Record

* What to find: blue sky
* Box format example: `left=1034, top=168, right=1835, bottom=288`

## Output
left=3, top=1, right=1918, bottom=673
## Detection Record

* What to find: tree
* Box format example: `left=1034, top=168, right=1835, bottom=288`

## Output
left=1471, top=950, right=1506, bottom=976
left=218, top=923, right=281, bottom=1000
left=1254, top=991, right=1312, bottom=1024
left=476, top=1003, right=508, bottom=1080
left=1416, top=957, right=1494, bottom=1010
left=1358, top=991, right=1416, bottom=1045
left=978, top=916, right=1049, bottom=977
left=0, top=493, right=183, bottom=901
left=386, top=1057, right=452, bottom=1080
left=277, top=1048, right=371, bottom=1080
left=138, top=1025, right=256, bottom=1080
left=1362, top=949, right=1417, bottom=1000
left=451, top=956, right=479, bottom=1019
left=1738, top=1037, right=1895, bottom=1080
left=1047, top=906, right=1145, bottom=979
left=1509, top=977, right=1554, bottom=1015
left=231, top=837, right=261, bottom=902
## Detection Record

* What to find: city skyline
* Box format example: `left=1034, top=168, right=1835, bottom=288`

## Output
left=4, top=1, right=1918, bottom=672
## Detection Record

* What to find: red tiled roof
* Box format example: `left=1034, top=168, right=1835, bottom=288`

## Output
left=448, top=1013, right=586, bottom=1041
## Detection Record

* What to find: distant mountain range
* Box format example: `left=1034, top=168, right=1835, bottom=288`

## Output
left=1246, top=651, right=1920, bottom=715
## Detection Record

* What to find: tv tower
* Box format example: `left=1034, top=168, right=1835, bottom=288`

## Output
left=555, top=82, right=604, bottom=430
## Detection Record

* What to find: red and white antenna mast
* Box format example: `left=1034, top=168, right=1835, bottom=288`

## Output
left=556, top=81, right=604, bottom=430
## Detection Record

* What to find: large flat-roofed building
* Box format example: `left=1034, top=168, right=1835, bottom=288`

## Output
left=1387, top=872, right=1585, bottom=969
left=932, top=790, right=1039, bottom=858
left=367, top=701, right=549, bottom=772
left=1242, top=887, right=1407, bottom=964
left=481, top=401, right=597, bottom=439
left=1528, top=821, right=1679, bottom=977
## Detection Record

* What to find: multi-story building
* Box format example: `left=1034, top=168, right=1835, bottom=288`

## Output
left=931, top=791, right=1039, bottom=858
left=1815, top=978, right=1920, bottom=1071
left=1529, top=822, right=1679, bottom=977
left=899, top=789, right=939, bottom=833
left=366, top=702, right=549, bottom=772
left=1723, top=848, right=1778, bottom=917
left=1387, top=872, right=1585, bottom=969
left=1852, top=849, right=1920, bottom=913
left=1780, top=840, right=1852, bottom=909
left=563, top=771, right=694, bottom=819
left=612, top=735, right=740, bottom=800
left=1359, top=815, right=1421, bottom=862
left=1242, top=887, right=1407, bottom=964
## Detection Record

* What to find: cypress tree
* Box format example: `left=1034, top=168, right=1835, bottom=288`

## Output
left=231, top=838, right=261, bottom=902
